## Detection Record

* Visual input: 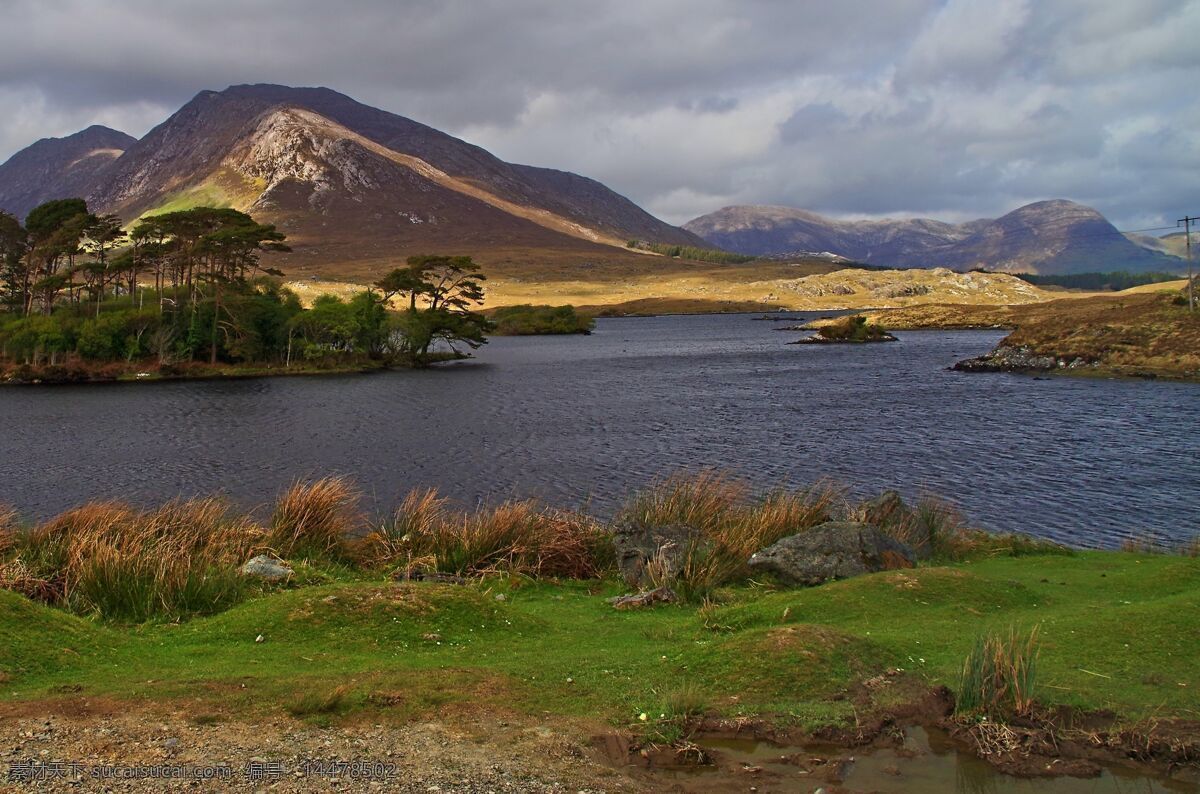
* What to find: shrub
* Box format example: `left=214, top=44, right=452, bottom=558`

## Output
left=816, top=314, right=892, bottom=342
left=268, top=477, right=361, bottom=561
left=957, top=626, right=1040, bottom=718
left=489, top=304, right=595, bottom=336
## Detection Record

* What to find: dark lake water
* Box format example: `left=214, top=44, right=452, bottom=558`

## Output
left=1, top=313, right=1197, bottom=548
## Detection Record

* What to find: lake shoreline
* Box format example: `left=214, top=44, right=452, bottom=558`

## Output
left=2, top=477, right=1197, bottom=790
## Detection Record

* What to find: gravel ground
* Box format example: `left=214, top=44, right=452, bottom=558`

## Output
left=0, top=703, right=647, bottom=793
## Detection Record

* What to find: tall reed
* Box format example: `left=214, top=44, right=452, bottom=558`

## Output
left=358, top=489, right=609, bottom=578
left=8, top=499, right=261, bottom=621
left=268, top=477, right=361, bottom=561
left=957, top=626, right=1040, bottom=718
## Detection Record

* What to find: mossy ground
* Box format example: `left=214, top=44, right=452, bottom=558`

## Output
left=3, top=551, right=1196, bottom=735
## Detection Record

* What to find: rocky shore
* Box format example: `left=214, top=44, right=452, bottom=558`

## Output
left=952, top=345, right=1093, bottom=374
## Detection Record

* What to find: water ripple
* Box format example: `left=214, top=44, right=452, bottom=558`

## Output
left=0, top=314, right=1197, bottom=548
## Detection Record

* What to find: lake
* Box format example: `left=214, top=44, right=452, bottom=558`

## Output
left=1, top=313, right=1197, bottom=548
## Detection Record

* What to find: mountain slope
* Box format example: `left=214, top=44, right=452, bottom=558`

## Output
left=685, top=200, right=1179, bottom=275
left=0, top=84, right=703, bottom=276
left=0, top=125, right=135, bottom=219
left=1127, top=231, right=1193, bottom=261
left=89, top=84, right=701, bottom=248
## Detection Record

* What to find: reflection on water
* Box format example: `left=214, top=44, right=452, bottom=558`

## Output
left=696, top=727, right=1192, bottom=793
left=0, top=313, right=1197, bottom=547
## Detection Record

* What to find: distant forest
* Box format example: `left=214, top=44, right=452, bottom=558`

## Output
left=626, top=240, right=757, bottom=264
left=1010, top=271, right=1184, bottom=291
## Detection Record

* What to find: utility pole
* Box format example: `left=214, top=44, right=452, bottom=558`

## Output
left=1179, top=215, right=1198, bottom=312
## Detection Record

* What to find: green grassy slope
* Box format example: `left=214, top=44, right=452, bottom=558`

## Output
left=3, top=552, right=1197, bottom=732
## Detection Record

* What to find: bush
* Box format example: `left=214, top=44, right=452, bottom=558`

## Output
left=489, top=304, right=595, bottom=336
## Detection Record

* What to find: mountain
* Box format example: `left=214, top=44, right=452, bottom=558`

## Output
left=0, top=84, right=703, bottom=277
left=0, top=125, right=135, bottom=220
left=685, top=200, right=1181, bottom=275
left=1127, top=231, right=1192, bottom=262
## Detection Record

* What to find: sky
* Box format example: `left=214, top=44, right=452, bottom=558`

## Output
left=0, top=0, right=1196, bottom=229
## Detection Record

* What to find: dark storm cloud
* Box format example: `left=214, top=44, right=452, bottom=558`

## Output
left=1, top=0, right=1196, bottom=228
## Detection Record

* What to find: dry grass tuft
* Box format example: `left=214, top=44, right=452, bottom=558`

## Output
left=1120, top=532, right=1200, bottom=557
left=4, top=498, right=263, bottom=621
left=0, top=504, right=18, bottom=556
left=358, top=489, right=609, bottom=579
left=268, top=477, right=361, bottom=561
left=286, top=685, right=352, bottom=719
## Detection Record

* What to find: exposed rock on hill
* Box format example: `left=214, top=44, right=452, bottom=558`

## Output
left=0, top=84, right=703, bottom=275
left=685, top=200, right=1179, bottom=275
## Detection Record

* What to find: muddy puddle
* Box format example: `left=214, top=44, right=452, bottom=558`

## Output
left=608, top=726, right=1197, bottom=793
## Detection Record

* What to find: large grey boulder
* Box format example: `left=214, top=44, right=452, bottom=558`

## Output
left=611, top=520, right=702, bottom=588
left=239, top=554, right=293, bottom=582
left=748, top=522, right=916, bottom=587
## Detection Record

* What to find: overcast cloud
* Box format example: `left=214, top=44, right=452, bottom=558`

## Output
left=0, top=0, right=1196, bottom=228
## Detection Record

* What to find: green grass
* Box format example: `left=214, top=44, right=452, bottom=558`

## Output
left=132, top=170, right=264, bottom=223
left=2, top=552, right=1197, bottom=734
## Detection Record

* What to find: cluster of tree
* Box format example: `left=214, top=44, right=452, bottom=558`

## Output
left=625, top=240, right=757, bottom=264
left=488, top=304, right=594, bottom=335
left=0, top=200, right=493, bottom=374
left=1009, top=271, right=1184, bottom=292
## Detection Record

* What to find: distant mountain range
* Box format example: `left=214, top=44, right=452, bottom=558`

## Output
left=0, top=84, right=703, bottom=276
left=684, top=201, right=1185, bottom=275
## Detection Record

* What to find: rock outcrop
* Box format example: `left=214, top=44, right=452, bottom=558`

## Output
left=953, top=345, right=1090, bottom=374
left=238, top=555, right=292, bottom=582
left=612, top=520, right=701, bottom=588
left=748, top=522, right=916, bottom=586
left=607, top=587, right=679, bottom=610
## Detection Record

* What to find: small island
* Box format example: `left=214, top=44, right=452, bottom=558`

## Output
left=487, top=303, right=595, bottom=335
left=790, top=313, right=897, bottom=344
